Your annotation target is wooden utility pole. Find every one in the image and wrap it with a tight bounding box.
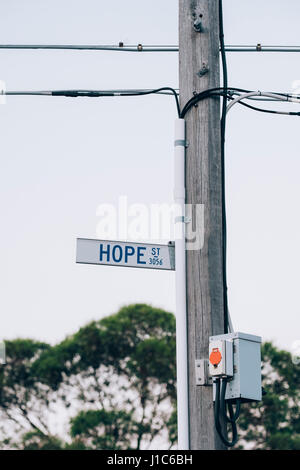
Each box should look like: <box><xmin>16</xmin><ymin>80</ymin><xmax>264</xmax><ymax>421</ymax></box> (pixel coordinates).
<box><xmin>179</xmin><ymin>0</ymin><xmax>227</xmax><ymax>449</ymax></box>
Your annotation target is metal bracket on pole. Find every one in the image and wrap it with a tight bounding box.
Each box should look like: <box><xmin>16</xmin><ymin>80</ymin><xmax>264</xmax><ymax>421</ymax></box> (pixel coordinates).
<box><xmin>197</xmin><ymin>63</ymin><xmax>209</xmax><ymax>77</ymax></box>
<box><xmin>195</xmin><ymin>359</ymin><xmax>211</xmax><ymax>386</ymax></box>
<box><xmin>193</xmin><ymin>19</ymin><xmax>203</xmax><ymax>33</ymax></box>
<box><xmin>174</xmin><ymin>139</ymin><xmax>189</xmax><ymax>148</ymax></box>
<box><xmin>175</xmin><ymin>216</ymin><xmax>192</xmax><ymax>224</ymax></box>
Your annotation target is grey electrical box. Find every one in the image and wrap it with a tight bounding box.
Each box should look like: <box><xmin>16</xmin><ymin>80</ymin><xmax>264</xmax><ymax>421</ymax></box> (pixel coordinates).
<box><xmin>210</xmin><ymin>332</ymin><xmax>262</xmax><ymax>403</ymax></box>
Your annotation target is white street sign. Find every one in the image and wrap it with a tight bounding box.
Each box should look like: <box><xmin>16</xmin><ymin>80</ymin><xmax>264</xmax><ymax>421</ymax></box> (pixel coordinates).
<box><xmin>76</xmin><ymin>238</ymin><xmax>175</xmax><ymax>271</ymax></box>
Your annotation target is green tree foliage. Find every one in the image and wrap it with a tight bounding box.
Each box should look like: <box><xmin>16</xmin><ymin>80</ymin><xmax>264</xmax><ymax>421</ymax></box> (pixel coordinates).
<box><xmin>70</xmin><ymin>409</ymin><xmax>139</xmax><ymax>450</ymax></box>
<box><xmin>20</xmin><ymin>431</ymin><xmax>64</xmax><ymax>450</ymax></box>
<box><xmin>0</xmin><ymin>304</ymin><xmax>176</xmax><ymax>449</ymax></box>
<box><xmin>238</xmin><ymin>342</ymin><xmax>300</xmax><ymax>449</ymax></box>
<box><xmin>0</xmin><ymin>306</ymin><xmax>299</xmax><ymax>450</ymax></box>
<box><xmin>0</xmin><ymin>339</ymin><xmax>54</xmax><ymax>447</ymax></box>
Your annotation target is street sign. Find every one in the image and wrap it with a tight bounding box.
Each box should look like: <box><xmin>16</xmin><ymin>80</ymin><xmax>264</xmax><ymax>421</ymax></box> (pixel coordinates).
<box><xmin>76</xmin><ymin>238</ymin><xmax>175</xmax><ymax>271</ymax></box>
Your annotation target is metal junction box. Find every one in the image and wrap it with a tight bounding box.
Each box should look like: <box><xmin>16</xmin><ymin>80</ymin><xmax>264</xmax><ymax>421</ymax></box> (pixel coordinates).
<box><xmin>210</xmin><ymin>332</ymin><xmax>262</xmax><ymax>403</ymax></box>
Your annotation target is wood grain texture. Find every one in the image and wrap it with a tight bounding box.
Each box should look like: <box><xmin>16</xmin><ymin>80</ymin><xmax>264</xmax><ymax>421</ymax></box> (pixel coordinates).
<box><xmin>179</xmin><ymin>0</ymin><xmax>227</xmax><ymax>449</ymax></box>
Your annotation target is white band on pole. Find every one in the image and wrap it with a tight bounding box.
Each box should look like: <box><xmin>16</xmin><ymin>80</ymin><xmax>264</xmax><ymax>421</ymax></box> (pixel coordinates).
<box><xmin>174</xmin><ymin>118</ymin><xmax>189</xmax><ymax>450</ymax></box>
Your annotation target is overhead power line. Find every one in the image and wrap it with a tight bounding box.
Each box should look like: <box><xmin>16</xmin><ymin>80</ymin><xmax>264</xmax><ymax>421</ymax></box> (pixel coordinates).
<box><xmin>4</xmin><ymin>88</ymin><xmax>179</xmax><ymax>96</ymax></box>
<box><xmin>0</xmin><ymin>44</ymin><xmax>178</xmax><ymax>52</ymax></box>
<box><xmin>226</xmin><ymin>45</ymin><xmax>300</xmax><ymax>52</ymax></box>
<box><xmin>3</xmin><ymin>87</ymin><xmax>300</xmax><ymax>117</ymax></box>
<box><xmin>226</xmin><ymin>91</ymin><xmax>300</xmax><ymax>115</ymax></box>
<box><xmin>3</xmin><ymin>87</ymin><xmax>181</xmax><ymax>116</ymax></box>
<box><xmin>1</xmin><ymin>44</ymin><xmax>300</xmax><ymax>53</ymax></box>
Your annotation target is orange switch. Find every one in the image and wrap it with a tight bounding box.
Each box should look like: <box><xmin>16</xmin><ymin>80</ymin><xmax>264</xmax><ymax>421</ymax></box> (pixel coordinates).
<box><xmin>209</xmin><ymin>348</ymin><xmax>222</xmax><ymax>367</ymax></box>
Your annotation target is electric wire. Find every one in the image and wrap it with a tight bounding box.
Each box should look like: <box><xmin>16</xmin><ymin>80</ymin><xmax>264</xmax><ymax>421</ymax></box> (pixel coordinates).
<box><xmin>214</xmin><ymin>379</ymin><xmax>239</xmax><ymax>447</ymax></box>
<box><xmin>5</xmin><ymin>86</ymin><xmax>300</xmax><ymax>120</ymax></box>
<box><xmin>4</xmin><ymin>87</ymin><xmax>181</xmax><ymax>117</ymax></box>
<box><xmin>242</xmin><ymin>101</ymin><xmax>300</xmax><ymax>115</ymax></box>
<box><xmin>179</xmin><ymin>87</ymin><xmax>254</xmax><ymax>119</ymax></box>
<box><xmin>225</xmin><ymin>45</ymin><xmax>300</xmax><ymax>53</ymax></box>
<box><xmin>220</xmin><ymin>379</ymin><xmax>241</xmax><ymax>424</ymax></box>
<box><xmin>179</xmin><ymin>88</ymin><xmax>226</xmax><ymax>118</ymax></box>
<box><xmin>4</xmin><ymin>85</ymin><xmax>225</xmax><ymax>119</ymax></box>
<box><xmin>4</xmin><ymin>88</ymin><xmax>179</xmax><ymax>96</ymax></box>
<box><xmin>2</xmin><ymin>44</ymin><xmax>300</xmax><ymax>53</ymax></box>
<box><xmin>219</xmin><ymin>0</ymin><xmax>229</xmax><ymax>335</ymax></box>
<box><xmin>227</xmin><ymin>91</ymin><xmax>300</xmax><ymax>114</ymax></box>
<box><xmin>0</xmin><ymin>44</ymin><xmax>179</xmax><ymax>52</ymax></box>
<box><xmin>237</xmin><ymin>100</ymin><xmax>300</xmax><ymax>116</ymax></box>
<box><xmin>227</xmin><ymin>91</ymin><xmax>291</xmax><ymax>113</ymax></box>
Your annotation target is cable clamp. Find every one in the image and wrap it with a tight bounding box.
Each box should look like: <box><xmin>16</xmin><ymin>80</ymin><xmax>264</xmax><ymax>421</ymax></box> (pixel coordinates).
<box><xmin>174</xmin><ymin>139</ymin><xmax>188</xmax><ymax>148</ymax></box>
<box><xmin>175</xmin><ymin>216</ymin><xmax>191</xmax><ymax>224</ymax></box>
<box><xmin>256</xmin><ymin>43</ymin><xmax>262</xmax><ymax>51</ymax></box>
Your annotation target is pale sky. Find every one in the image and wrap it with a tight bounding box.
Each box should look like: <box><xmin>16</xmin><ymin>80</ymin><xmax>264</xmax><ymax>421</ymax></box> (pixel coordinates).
<box><xmin>0</xmin><ymin>0</ymin><xmax>300</xmax><ymax>353</ymax></box>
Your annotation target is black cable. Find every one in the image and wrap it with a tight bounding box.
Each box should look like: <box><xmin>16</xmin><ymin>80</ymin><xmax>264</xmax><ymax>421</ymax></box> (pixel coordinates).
<box><xmin>219</xmin><ymin>0</ymin><xmax>229</xmax><ymax>334</ymax></box>
<box><xmin>214</xmin><ymin>378</ymin><xmax>239</xmax><ymax>447</ymax></box>
<box><xmin>179</xmin><ymin>86</ymin><xmax>300</xmax><ymax>118</ymax></box>
<box><xmin>214</xmin><ymin>378</ymin><xmax>221</xmax><ymax>430</ymax></box>
<box><xmin>180</xmin><ymin>87</ymin><xmax>226</xmax><ymax>118</ymax></box>
<box><xmin>11</xmin><ymin>84</ymin><xmax>299</xmax><ymax>121</ymax></box>
<box><xmin>51</xmin><ymin>87</ymin><xmax>181</xmax><ymax>117</ymax></box>
<box><xmin>237</xmin><ymin>99</ymin><xmax>300</xmax><ymax>116</ymax></box>
<box><xmin>220</xmin><ymin>378</ymin><xmax>241</xmax><ymax>424</ymax></box>
<box><xmin>107</xmin><ymin>87</ymin><xmax>181</xmax><ymax>117</ymax></box>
